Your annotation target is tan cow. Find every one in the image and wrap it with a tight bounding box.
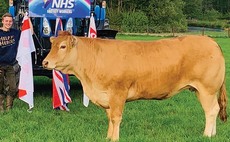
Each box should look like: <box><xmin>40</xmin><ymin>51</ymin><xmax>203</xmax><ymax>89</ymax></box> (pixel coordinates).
<box><xmin>43</xmin><ymin>31</ymin><xmax>227</xmax><ymax>141</ymax></box>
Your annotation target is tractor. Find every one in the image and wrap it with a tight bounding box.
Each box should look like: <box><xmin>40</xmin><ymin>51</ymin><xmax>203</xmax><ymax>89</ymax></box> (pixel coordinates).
<box><xmin>9</xmin><ymin>0</ymin><xmax>118</xmax><ymax>77</ymax></box>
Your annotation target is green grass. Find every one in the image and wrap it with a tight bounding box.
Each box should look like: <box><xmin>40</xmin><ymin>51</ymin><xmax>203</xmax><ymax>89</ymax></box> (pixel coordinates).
<box><xmin>1</xmin><ymin>35</ymin><xmax>230</xmax><ymax>142</ymax></box>
<box><xmin>118</xmin><ymin>30</ymin><xmax>230</xmax><ymax>38</ymax></box>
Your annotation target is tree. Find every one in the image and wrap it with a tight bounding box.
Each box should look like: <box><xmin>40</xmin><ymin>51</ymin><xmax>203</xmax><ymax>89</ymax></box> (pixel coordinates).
<box><xmin>0</xmin><ymin>0</ymin><xmax>8</xmax><ymax>14</ymax></box>
<box><xmin>212</xmin><ymin>0</ymin><xmax>230</xmax><ymax>14</ymax></box>
<box><xmin>121</xmin><ymin>11</ymin><xmax>149</xmax><ymax>33</ymax></box>
<box><xmin>0</xmin><ymin>0</ymin><xmax>8</xmax><ymax>24</ymax></box>
<box><xmin>183</xmin><ymin>0</ymin><xmax>203</xmax><ymax>19</ymax></box>
<box><xmin>121</xmin><ymin>0</ymin><xmax>149</xmax><ymax>12</ymax></box>
<box><xmin>202</xmin><ymin>0</ymin><xmax>215</xmax><ymax>12</ymax></box>
<box><xmin>106</xmin><ymin>0</ymin><xmax>230</xmax><ymax>32</ymax></box>
<box><xmin>147</xmin><ymin>0</ymin><xmax>187</xmax><ymax>33</ymax></box>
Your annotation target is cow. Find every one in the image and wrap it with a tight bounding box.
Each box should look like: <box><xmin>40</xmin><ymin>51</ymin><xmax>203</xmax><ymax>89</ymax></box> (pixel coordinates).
<box><xmin>42</xmin><ymin>31</ymin><xmax>227</xmax><ymax>141</ymax></box>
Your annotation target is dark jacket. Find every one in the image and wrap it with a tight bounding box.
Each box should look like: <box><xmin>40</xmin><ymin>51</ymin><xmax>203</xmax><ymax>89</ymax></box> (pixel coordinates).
<box><xmin>0</xmin><ymin>28</ymin><xmax>21</xmax><ymax>65</ymax></box>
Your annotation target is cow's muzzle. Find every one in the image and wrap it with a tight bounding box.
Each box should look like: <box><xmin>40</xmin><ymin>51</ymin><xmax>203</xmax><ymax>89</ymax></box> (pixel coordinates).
<box><xmin>42</xmin><ymin>60</ymin><xmax>49</xmax><ymax>69</ymax></box>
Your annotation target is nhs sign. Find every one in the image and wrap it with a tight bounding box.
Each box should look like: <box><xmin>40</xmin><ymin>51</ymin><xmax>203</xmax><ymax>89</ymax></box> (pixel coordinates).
<box><xmin>29</xmin><ymin>0</ymin><xmax>90</xmax><ymax>18</ymax></box>
<box><xmin>51</xmin><ymin>0</ymin><xmax>75</xmax><ymax>9</ymax></box>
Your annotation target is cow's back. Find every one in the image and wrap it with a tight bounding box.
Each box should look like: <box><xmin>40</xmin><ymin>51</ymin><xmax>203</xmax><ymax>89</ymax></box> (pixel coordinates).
<box><xmin>91</xmin><ymin>35</ymin><xmax>222</xmax><ymax>70</ymax></box>
<box><xmin>78</xmin><ymin>35</ymin><xmax>225</xmax><ymax>100</ymax></box>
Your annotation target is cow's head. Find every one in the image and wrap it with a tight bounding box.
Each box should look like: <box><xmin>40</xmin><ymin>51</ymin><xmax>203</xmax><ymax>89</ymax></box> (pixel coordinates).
<box><xmin>42</xmin><ymin>31</ymin><xmax>78</xmax><ymax>74</ymax></box>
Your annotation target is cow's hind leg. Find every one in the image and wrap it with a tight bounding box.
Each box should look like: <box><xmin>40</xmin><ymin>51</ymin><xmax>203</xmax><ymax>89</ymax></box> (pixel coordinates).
<box><xmin>106</xmin><ymin>108</ymin><xmax>113</xmax><ymax>140</ymax></box>
<box><xmin>197</xmin><ymin>89</ymin><xmax>220</xmax><ymax>137</ymax></box>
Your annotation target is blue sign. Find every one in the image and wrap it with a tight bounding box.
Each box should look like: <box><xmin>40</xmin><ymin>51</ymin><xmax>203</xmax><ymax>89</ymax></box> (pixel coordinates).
<box><xmin>29</xmin><ymin>0</ymin><xmax>90</xmax><ymax>18</ymax></box>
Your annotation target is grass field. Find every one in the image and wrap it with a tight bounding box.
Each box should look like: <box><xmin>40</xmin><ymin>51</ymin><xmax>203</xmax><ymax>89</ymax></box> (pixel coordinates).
<box><xmin>0</xmin><ymin>34</ymin><xmax>229</xmax><ymax>142</ymax></box>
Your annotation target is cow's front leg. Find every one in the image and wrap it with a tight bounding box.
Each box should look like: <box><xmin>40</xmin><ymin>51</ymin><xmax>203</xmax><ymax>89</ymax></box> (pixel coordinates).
<box><xmin>107</xmin><ymin>93</ymin><xmax>126</xmax><ymax>141</ymax></box>
<box><xmin>110</xmin><ymin>106</ymin><xmax>124</xmax><ymax>141</ymax></box>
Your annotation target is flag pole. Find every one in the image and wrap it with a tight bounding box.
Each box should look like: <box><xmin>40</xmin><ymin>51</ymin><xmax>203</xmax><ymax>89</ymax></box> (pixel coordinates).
<box><xmin>83</xmin><ymin>12</ymin><xmax>97</xmax><ymax>107</ymax></box>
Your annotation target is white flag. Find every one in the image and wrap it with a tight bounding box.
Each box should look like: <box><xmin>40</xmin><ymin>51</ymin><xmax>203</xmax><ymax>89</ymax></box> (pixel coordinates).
<box><xmin>88</xmin><ymin>13</ymin><xmax>97</xmax><ymax>38</ymax></box>
<box><xmin>83</xmin><ymin>14</ymin><xmax>97</xmax><ymax>107</ymax></box>
<box><xmin>16</xmin><ymin>13</ymin><xmax>35</xmax><ymax>111</ymax></box>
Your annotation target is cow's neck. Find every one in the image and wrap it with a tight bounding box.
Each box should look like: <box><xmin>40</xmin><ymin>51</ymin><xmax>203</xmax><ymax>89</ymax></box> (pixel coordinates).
<box><xmin>73</xmin><ymin>38</ymin><xmax>98</xmax><ymax>86</ymax></box>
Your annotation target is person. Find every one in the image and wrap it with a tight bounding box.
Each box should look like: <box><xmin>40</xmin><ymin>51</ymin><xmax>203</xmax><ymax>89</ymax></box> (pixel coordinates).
<box><xmin>0</xmin><ymin>13</ymin><xmax>21</xmax><ymax>112</ymax></box>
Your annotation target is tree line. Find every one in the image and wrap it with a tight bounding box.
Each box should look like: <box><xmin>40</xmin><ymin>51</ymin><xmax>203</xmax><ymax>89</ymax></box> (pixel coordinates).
<box><xmin>107</xmin><ymin>0</ymin><xmax>230</xmax><ymax>33</ymax></box>
<box><xmin>0</xmin><ymin>0</ymin><xmax>229</xmax><ymax>33</ymax></box>
<box><xmin>107</xmin><ymin>0</ymin><xmax>230</xmax><ymax>15</ymax></box>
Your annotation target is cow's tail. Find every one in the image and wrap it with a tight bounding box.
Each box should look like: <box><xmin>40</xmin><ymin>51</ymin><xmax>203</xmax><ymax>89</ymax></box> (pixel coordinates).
<box><xmin>218</xmin><ymin>80</ymin><xmax>227</xmax><ymax>122</ymax></box>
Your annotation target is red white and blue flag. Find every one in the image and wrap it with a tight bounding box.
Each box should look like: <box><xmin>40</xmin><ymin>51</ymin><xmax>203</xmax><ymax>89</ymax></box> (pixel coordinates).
<box><xmin>83</xmin><ymin>13</ymin><xmax>97</xmax><ymax>107</ymax></box>
<box><xmin>52</xmin><ymin>69</ymin><xmax>71</xmax><ymax>111</ymax></box>
<box><xmin>16</xmin><ymin>13</ymin><xmax>35</xmax><ymax>111</ymax></box>
<box><xmin>52</xmin><ymin>18</ymin><xmax>72</xmax><ymax>111</ymax></box>
<box><xmin>54</xmin><ymin>17</ymin><xmax>63</xmax><ymax>36</ymax></box>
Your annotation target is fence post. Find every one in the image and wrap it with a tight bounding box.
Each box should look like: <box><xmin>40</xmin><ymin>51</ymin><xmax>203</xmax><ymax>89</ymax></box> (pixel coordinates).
<box><xmin>147</xmin><ymin>25</ymin><xmax>149</xmax><ymax>35</ymax></box>
<box><xmin>228</xmin><ymin>28</ymin><xmax>230</xmax><ymax>38</ymax></box>
<box><xmin>171</xmin><ymin>27</ymin><xmax>175</xmax><ymax>37</ymax></box>
<box><xmin>202</xmin><ymin>27</ymin><xmax>205</xmax><ymax>36</ymax></box>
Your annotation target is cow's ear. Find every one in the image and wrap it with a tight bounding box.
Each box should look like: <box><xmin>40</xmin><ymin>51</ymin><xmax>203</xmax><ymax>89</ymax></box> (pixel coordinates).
<box><xmin>50</xmin><ymin>36</ymin><xmax>56</xmax><ymax>43</ymax></box>
<box><xmin>71</xmin><ymin>36</ymin><xmax>78</xmax><ymax>48</ymax></box>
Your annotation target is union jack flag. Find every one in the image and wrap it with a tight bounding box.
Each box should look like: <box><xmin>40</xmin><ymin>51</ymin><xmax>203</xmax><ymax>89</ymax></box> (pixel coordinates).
<box><xmin>52</xmin><ymin>18</ymin><xmax>71</xmax><ymax>111</ymax></box>
<box><xmin>52</xmin><ymin>70</ymin><xmax>71</xmax><ymax>111</ymax></box>
<box><xmin>54</xmin><ymin>17</ymin><xmax>63</xmax><ymax>36</ymax></box>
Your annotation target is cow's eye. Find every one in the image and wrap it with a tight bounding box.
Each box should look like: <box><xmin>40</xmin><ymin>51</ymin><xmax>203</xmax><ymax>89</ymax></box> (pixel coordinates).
<box><xmin>60</xmin><ymin>45</ymin><xmax>66</xmax><ymax>49</ymax></box>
